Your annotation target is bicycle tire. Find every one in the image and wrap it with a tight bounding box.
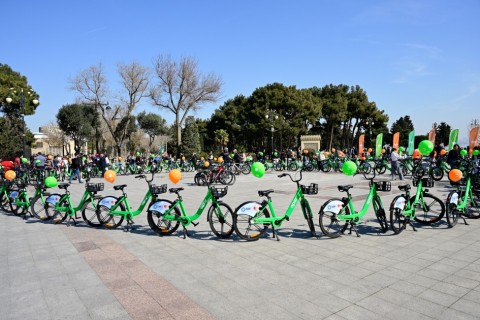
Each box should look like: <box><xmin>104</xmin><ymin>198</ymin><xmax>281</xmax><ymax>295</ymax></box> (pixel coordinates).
<box><xmin>30</xmin><ymin>195</ymin><xmax>50</xmax><ymax>220</ymax></box>
<box><xmin>241</xmin><ymin>164</ymin><xmax>251</xmax><ymax>175</ymax></box>
<box><xmin>289</xmin><ymin>162</ymin><xmax>299</xmax><ymax>171</ymax></box>
<box><xmin>413</xmin><ymin>193</ymin><xmax>445</xmax><ymax>224</ymax></box>
<box><xmin>96</xmin><ymin>197</ymin><xmax>125</xmax><ymax>229</ymax></box>
<box><xmin>375</xmin><ymin>164</ymin><xmax>387</xmax><ymax>175</ymax></box>
<box><xmin>208</xmin><ymin>202</ymin><xmax>234</xmax><ymax>239</ymax></box>
<box><xmin>301</xmin><ymin>199</ymin><xmax>316</xmax><ymax>237</ymax></box>
<box><xmin>274</xmin><ymin>163</ymin><xmax>284</xmax><ymax>171</ymax></box>
<box><xmin>430</xmin><ymin>167</ymin><xmax>444</xmax><ymax>181</ymax></box>
<box><xmin>464</xmin><ymin>190</ymin><xmax>480</xmax><ymax>219</ymax></box>
<box><xmin>81</xmin><ymin>198</ymin><xmax>102</xmax><ymax>227</ymax></box>
<box><xmin>221</xmin><ymin>171</ymin><xmax>236</xmax><ymax>185</ymax></box>
<box><xmin>319</xmin><ymin>199</ymin><xmax>350</xmax><ymax>238</ymax></box>
<box><xmin>389</xmin><ymin>195</ymin><xmax>407</xmax><ymax>234</ymax></box>
<box><xmin>234</xmin><ymin>201</ymin><xmax>269</xmax><ymax>241</ymax></box>
<box><xmin>373</xmin><ymin>197</ymin><xmax>388</xmax><ymax>233</ymax></box>
<box><xmin>321</xmin><ymin>162</ymin><xmax>331</xmax><ymax>173</ymax></box>
<box><xmin>147</xmin><ymin>199</ymin><xmax>181</xmax><ymax>235</ymax></box>
<box><xmin>9</xmin><ymin>191</ymin><xmax>26</xmax><ymax>216</ymax></box>
<box><xmin>45</xmin><ymin>195</ymin><xmax>68</xmax><ymax>224</ymax></box>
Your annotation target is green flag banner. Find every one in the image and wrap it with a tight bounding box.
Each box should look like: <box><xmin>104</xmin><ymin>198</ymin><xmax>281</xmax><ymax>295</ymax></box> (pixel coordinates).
<box><xmin>375</xmin><ymin>133</ymin><xmax>383</xmax><ymax>157</ymax></box>
<box><xmin>407</xmin><ymin>131</ymin><xmax>415</xmax><ymax>155</ymax></box>
<box><xmin>448</xmin><ymin>129</ymin><xmax>459</xmax><ymax>150</ymax></box>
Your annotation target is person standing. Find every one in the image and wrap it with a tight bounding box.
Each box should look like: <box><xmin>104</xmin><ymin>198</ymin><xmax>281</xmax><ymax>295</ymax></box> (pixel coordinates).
<box><xmin>69</xmin><ymin>153</ymin><xmax>83</xmax><ymax>183</ymax></box>
<box><xmin>391</xmin><ymin>148</ymin><xmax>404</xmax><ymax>180</ymax></box>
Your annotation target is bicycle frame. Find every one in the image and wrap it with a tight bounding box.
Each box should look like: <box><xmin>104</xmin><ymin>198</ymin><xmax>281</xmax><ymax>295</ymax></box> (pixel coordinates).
<box><xmin>250</xmin><ymin>187</ymin><xmax>306</xmax><ymax>228</ymax></box>
<box><xmin>451</xmin><ymin>176</ymin><xmax>474</xmax><ymax>211</ymax></box>
<box><xmin>336</xmin><ymin>184</ymin><xmax>380</xmax><ymax>222</ymax></box>
<box><xmin>391</xmin><ymin>179</ymin><xmax>424</xmax><ymax>218</ymax></box>
<box><xmin>107</xmin><ymin>190</ymin><xmax>154</xmax><ymax>218</ymax></box>
<box><xmin>158</xmin><ymin>188</ymin><xmax>215</xmax><ymax>227</ymax></box>
<box><xmin>52</xmin><ymin>190</ymin><xmax>98</xmax><ymax>216</ymax></box>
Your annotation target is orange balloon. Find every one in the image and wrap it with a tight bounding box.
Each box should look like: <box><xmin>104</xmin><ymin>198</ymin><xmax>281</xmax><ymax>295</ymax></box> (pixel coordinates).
<box><xmin>440</xmin><ymin>149</ymin><xmax>446</xmax><ymax>155</ymax></box>
<box><xmin>360</xmin><ymin>156</ymin><xmax>366</xmax><ymax>161</ymax></box>
<box><xmin>324</xmin><ymin>152</ymin><xmax>330</xmax><ymax>157</ymax></box>
<box><xmin>413</xmin><ymin>149</ymin><xmax>421</xmax><ymax>159</ymax></box>
<box><xmin>448</xmin><ymin>169</ymin><xmax>463</xmax><ymax>182</ymax></box>
<box><xmin>5</xmin><ymin>170</ymin><xmax>16</xmax><ymax>181</ymax></box>
<box><xmin>331</xmin><ymin>148</ymin><xmax>336</xmax><ymax>153</ymax></box>
<box><xmin>217</xmin><ymin>156</ymin><xmax>223</xmax><ymax>163</ymax></box>
<box><xmin>104</xmin><ymin>170</ymin><xmax>117</xmax><ymax>183</ymax></box>
<box><xmin>381</xmin><ymin>149</ymin><xmax>386</xmax><ymax>154</ymax></box>
<box><xmin>338</xmin><ymin>151</ymin><xmax>345</xmax><ymax>157</ymax></box>
<box><xmin>169</xmin><ymin>169</ymin><xmax>182</xmax><ymax>184</ymax></box>
<box><xmin>204</xmin><ymin>161</ymin><xmax>210</xmax><ymax>167</ymax></box>
<box><xmin>367</xmin><ymin>148</ymin><xmax>372</xmax><ymax>153</ymax></box>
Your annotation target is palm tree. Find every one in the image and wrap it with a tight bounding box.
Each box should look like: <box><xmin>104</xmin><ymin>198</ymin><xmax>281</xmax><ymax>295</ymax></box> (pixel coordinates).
<box><xmin>214</xmin><ymin>129</ymin><xmax>229</xmax><ymax>152</ymax></box>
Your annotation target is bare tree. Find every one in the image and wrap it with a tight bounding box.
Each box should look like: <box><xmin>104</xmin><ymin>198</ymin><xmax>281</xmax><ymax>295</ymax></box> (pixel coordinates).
<box><xmin>69</xmin><ymin>62</ymin><xmax>149</xmax><ymax>156</ymax></box>
<box><xmin>150</xmin><ymin>55</ymin><xmax>222</xmax><ymax>151</ymax></box>
<box><xmin>42</xmin><ymin>121</ymin><xmax>71</xmax><ymax>156</ymax></box>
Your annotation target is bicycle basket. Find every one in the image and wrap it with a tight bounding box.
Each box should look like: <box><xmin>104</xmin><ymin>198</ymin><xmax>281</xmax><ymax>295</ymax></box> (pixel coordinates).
<box><xmin>370</xmin><ymin>180</ymin><xmax>391</xmax><ymax>192</ymax></box>
<box><xmin>211</xmin><ymin>186</ymin><xmax>228</xmax><ymax>198</ymax></box>
<box><xmin>413</xmin><ymin>177</ymin><xmax>434</xmax><ymax>188</ymax></box>
<box><xmin>150</xmin><ymin>184</ymin><xmax>167</xmax><ymax>195</ymax></box>
<box><xmin>301</xmin><ymin>183</ymin><xmax>318</xmax><ymax>195</ymax></box>
<box><xmin>86</xmin><ymin>183</ymin><xmax>104</xmax><ymax>192</ymax></box>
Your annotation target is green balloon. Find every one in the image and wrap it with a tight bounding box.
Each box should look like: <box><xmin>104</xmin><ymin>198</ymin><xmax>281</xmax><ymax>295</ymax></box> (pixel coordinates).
<box><xmin>418</xmin><ymin>140</ymin><xmax>434</xmax><ymax>156</ymax></box>
<box><xmin>35</xmin><ymin>159</ymin><xmax>41</xmax><ymax>164</ymax></box>
<box><xmin>21</xmin><ymin>158</ymin><xmax>28</xmax><ymax>164</ymax></box>
<box><xmin>251</xmin><ymin>162</ymin><xmax>265</xmax><ymax>178</ymax></box>
<box><xmin>473</xmin><ymin>150</ymin><xmax>480</xmax><ymax>156</ymax></box>
<box><xmin>460</xmin><ymin>149</ymin><xmax>467</xmax><ymax>157</ymax></box>
<box><xmin>82</xmin><ymin>157</ymin><xmax>86</xmax><ymax>161</ymax></box>
<box><xmin>258</xmin><ymin>152</ymin><xmax>263</xmax><ymax>156</ymax></box>
<box><xmin>342</xmin><ymin>161</ymin><xmax>357</xmax><ymax>176</ymax></box>
<box><xmin>136</xmin><ymin>152</ymin><xmax>140</xmax><ymax>156</ymax></box>
<box><xmin>399</xmin><ymin>147</ymin><xmax>405</xmax><ymax>152</ymax></box>
<box><xmin>45</xmin><ymin>176</ymin><xmax>58</xmax><ymax>188</ymax></box>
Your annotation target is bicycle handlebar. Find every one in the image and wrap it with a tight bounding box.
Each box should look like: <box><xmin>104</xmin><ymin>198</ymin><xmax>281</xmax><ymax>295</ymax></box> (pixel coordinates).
<box><xmin>277</xmin><ymin>170</ymin><xmax>303</xmax><ymax>183</ymax></box>
<box><xmin>134</xmin><ymin>172</ymin><xmax>155</xmax><ymax>183</ymax></box>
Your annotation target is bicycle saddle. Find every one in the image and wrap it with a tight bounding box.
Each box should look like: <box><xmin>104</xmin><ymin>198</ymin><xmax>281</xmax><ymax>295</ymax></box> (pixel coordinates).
<box><xmin>114</xmin><ymin>184</ymin><xmax>127</xmax><ymax>191</ymax></box>
<box><xmin>258</xmin><ymin>189</ymin><xmax>274</xmax><ymax>197</ymax></box>
<box><xmin>169</xmin><ymin>187</ymin><xmax>184</xmax><ymax>193</ymax></box>
<box><xmin>398</xmin><ymin>185</ymin><xmax>411</xmax><ymax>191</ymax></box>
<box><xmin>58</xmin><ymin>183</ymin><xmax>70</xmax><ymax>190</ymax></box>
<box><xmin>337</xmin><ymin>185</ymin><xmax>353</xmax><ymax>192</ymax></box>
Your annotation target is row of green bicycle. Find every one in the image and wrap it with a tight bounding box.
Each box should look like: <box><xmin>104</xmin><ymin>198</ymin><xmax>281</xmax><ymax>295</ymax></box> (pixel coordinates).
<box><xmin>1</xmin><ymin>160</ymin><xmax>478</xmax><ymax>241</ymax></box>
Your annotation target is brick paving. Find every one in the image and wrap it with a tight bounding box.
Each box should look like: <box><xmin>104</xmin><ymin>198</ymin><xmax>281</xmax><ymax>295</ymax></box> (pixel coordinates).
<box><xmin>2</xmin><ymin>171</ymin><xmax>480</xmax><ymax>319</ymax></box>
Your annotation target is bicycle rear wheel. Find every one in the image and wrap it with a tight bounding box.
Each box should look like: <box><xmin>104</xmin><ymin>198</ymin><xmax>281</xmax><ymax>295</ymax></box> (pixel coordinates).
<box><xmin>234</xmin><ymin>201</ymin><xmax>269</xmax><ymax>241</ymax></box>
<box><xmin>318</xmin><ymin>199</ymin><xmax>350</xmax><ymax>238</ymax></box>
<box><xmin>413</xmin><ymin>193</ymin><xmax>445</xmax><ymax>224</ymax></box>
<box><xmin>208</xmin><ymin>202</ymin><xmax>234</xmax><ymax>238</ymax></box>
<box><xmin>30</xmin><ymin>195</ymin><xmax>50</xmax><ymax>220</ymax></box>
<box><xmin>464</xmin><ymin>190</ymin><xmax>480</xmax><ymax>219</ymax></box>
<box><xmin>373</xmin><ymin>197</ymin><xmax>388</xmax><ymax>233</ymax></box>
<box><xmin>147</xmin><ymin>199</ymin><xmax>181</xmax><ymax>235</ymax></box>
<box><xmin>430</xmin><ymin>167</ymin><xmax>444</xmax><ymax>181</ymax></box>
<box><xmin>96</xmin><ymin>197</ymin><xmax>125</xmax><ymax>229</ymax></box>
<box><xmin>45</xmin><ymin>196</ymin><xmax>69</xmax><ymax>224</ymax></box>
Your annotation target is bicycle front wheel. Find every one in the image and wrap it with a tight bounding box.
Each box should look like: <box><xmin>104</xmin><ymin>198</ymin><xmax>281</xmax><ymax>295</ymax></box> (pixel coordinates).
<box><xmin>45</xmin><ymin>195</ymin><xmax>68</xmax><ymax>224</ymax></box>
<box><xmin>301</xmin><ymin>199</ymin><xmax>316</xmax><ymax>237</ymax></box>
<box><xmin>81</xmin><ymin>198</ymin><xmax>102</xmax><ymax>227</ymax></box>
<box><xmin>319</xmin><ymin>199</ymin><xmax>350</xmax><ymax>238</ymax></box>
<box><xmin>373</xmin><ymin>197</ymin><xmax>388</xmax><ymax>233</ymax></box>
<box><xmin>30</xmin><ymin>195</ymin><xmax>50</xmax><ymax>220</ymax></box>
<box><xmin>413</xmin><ymin>193</ymin><xmax>445</xmax><ymax>224</ymax></box>
<box><xmin>147</xmin><ymin>199</ymin><xmax>181</xmax><ymax>235</ymax></box>
<box><xmin>208</xmin><ymin>202</ymin><xmax>234</xmax><ymax>239</ymax></box>
<box><xmin>234</xmin><ymin>201</ymin><xmax>269</xmax><ymax>241</ymax></box>
<box><xmin>430</xmin><ymin>167</ymin><xmax>444</xmax><ymax>181</ymax></box>
<box><xmin>389</xmin><ymin>195</ymin><xmax>407</xmax><ymax>234</ymax></box>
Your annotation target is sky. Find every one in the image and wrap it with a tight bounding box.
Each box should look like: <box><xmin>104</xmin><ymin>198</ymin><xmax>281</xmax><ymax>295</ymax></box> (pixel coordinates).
<box><xmin>1</xmin><ymin>0</ymin><xmax>479</xmax><ymax>145</ymax></box>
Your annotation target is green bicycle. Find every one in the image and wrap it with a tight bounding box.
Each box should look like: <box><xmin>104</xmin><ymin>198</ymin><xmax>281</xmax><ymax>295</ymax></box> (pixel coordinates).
<box><xmin>146</xmin><ymin>184</ymin><xmax>234</xmax><ymax>239</ymax></box>
<box><xmin>389</xmin><ymin>177</ymin><xmax>445</xmax><ymax>234</ymax></box>
<box><xmin>0</xmin><ymin>179</ymin><xmax>15</xmax><ymax>213</ymax></box>
<box><xmin>42</xmin><ymin>180</ymin><xmax>105</xmax><ymax>226</ymax></box>
<box><xmin>96</xmin><ymin>174</ymin><xmax>167</xmax><ymax>231</ymax></box>
<box><xmin>319</xmin><ymin>174</ymin><xmax>389</xmax><ymax>238</ymax></box>
<box><xmin>233</xmin><ymin>170</ymin><xmax>317</xmax><ymax>241</ymax></box>
<box><xmin>445</xmin><ymin>161</ymin><xmax>479</xmax><ymax>227</ymax></box>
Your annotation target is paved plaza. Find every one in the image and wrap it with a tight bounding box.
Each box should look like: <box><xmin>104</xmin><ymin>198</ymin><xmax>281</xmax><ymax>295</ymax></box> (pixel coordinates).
<box><xmin>2</xmin><ymin>170</ymin><xmax>480</xmax><ymax>319</ymax></box>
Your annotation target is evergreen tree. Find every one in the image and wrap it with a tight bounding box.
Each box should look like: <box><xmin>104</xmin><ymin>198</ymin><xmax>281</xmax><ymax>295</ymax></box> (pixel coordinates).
<box><xmin>182</xmin><ymin>116</ymin><xmax>201</xmax><ymax>156</ymax></box>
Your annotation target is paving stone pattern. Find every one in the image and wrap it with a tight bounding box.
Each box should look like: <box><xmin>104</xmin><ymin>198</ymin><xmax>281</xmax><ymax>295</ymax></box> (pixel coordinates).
<box><xmin>2</xmin><ymin>171</ymin><xmax>480</xmax><ymax>319</ymax></box>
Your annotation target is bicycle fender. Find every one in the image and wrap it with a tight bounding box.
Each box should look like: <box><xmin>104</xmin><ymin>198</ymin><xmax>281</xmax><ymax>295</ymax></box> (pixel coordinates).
<box><xmin>98</xmin><ymin>196</ymin><xmax>119</xmax><ymax>209</ymax></box>
<box><xmin>235</xmin><ymin>201</ymin><xmax>262</xmax><ymax>217</ymax></box>
<box><xmin>321</xmin><ymin>199</ymin><xmax>344</xmax><ymax>214</ymax></box>
<box><xmin>391</xmin><ymin>195</ymin><xmax>407</xmax><ymax>210</ymax></box>
<box><xmin>447</xmin><ymin>191</ymin><xmax>459</xmax><ymax>206</ymax></box>
<box><xmin>149</xmin><ymin>200</ymin><xmax>172</xmax><ymax>213</ymax></box>
<box><xmin>46</xmin><ymin>194</ymin><xmax>62</xmax><ymax>205</ymax></box>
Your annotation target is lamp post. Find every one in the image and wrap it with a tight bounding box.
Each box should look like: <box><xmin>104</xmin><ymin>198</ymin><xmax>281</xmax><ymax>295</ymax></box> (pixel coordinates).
<box><xmin>5</xmin><ymin>88</ymin><xmax>39</xmax><ymax>157</ymax></box>
<box><xmin>265</xmin><ymin>109</ymin><xmax>278</xmax><ymax>155</ymax></box>
<box><xmin>365</xmin><ymin>118</ymin><xmax>374</xmax><ymax>148</ymax></box>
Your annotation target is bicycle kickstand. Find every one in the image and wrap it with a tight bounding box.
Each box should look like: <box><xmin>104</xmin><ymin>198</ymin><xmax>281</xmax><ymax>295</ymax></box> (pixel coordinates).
<box><xmin>349</xmin><ymin>223</ymin><xmax>360</xmax><ymax>237</ymax></box>
<box><xmin>182</xmin><ymin>226</ymin><xmax>190</xmax><ymax>239</ymax></box>
<box><xmin>407</xmin><ymin>220</ymin><xmax>417</xmax><ymax>231</ymax></box>
<box><xmin>67</xmin><ymin>216</ymin><xmax>76</xmax><ymax>227</ymax></box>
<box><xmin>124</xmin><ymin>219</ymin><xmax>135</xmax><ymax>232</ymax></box>
<box><xmin>271</xmin><ymin>228</ymin><xmax>280</xmax><ymax>241</ymax></box>
<box><xmin>461</xmin><ymin>215</ymin><xmax>469</xmax><ymax>226</ymax></box>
